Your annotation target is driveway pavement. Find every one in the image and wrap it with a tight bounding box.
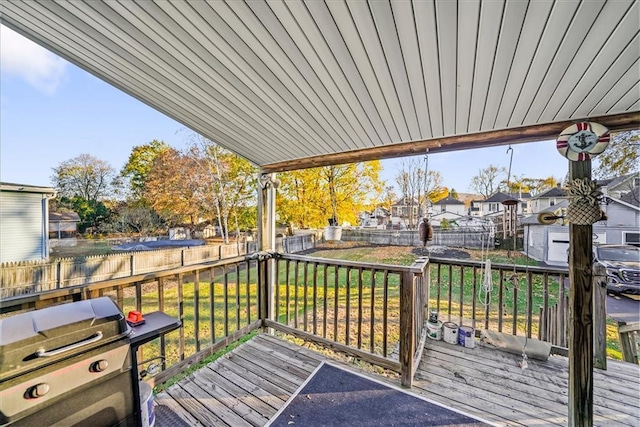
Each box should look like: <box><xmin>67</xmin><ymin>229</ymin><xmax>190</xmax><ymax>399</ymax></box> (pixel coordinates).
<box><xmin>606</xmin><ymin>293</ymin><xmax>640</xmax><ymax>324</ymax></box>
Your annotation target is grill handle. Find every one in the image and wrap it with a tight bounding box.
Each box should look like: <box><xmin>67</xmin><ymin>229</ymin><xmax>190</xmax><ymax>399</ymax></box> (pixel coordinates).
<box><xmin>36</xmin><ymin>331</ymin><xmax>103</xmax><ymax>358</ymax></box>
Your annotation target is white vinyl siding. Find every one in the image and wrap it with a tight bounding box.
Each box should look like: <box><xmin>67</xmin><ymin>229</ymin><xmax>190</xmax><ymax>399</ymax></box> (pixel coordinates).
<box><xmin>0</xmin><ymin>191</ymin><xmax>48</xmax><ymax>263</ymax></box>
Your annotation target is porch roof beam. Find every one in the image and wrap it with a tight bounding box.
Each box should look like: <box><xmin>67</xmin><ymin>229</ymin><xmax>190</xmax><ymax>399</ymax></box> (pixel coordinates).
<box><xmin>262</xmin><ymin>112</ymin><xmax>640</xmax><ymax>172</ymax></box>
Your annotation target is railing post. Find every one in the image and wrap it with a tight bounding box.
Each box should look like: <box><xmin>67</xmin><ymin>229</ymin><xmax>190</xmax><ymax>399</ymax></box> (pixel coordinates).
<box><xmin>259</xmin><ymin>259</ymin><xmax>269</xmax><ymax>327</ymax></box>
<box><xmin>592</xmin><ymin>263</ymin><xmax>607</xmax><ymax>370</ymax></box>
<box><xmin>400</xmin><ymin>270</ymin><xmax>415</xmax><ymax>387</ymax></box>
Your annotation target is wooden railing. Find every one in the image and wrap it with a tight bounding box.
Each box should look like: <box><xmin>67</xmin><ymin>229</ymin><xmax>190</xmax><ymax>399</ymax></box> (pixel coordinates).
<box><xmin>618</xmin><ymin>322</ymin><xmax>640</xmax><ymax>364</ymax></box>
<box><xmin>428</xmin><ymin>257</ymin><xmax>568</xmax><ymax>344</ymax></box>
<box><xmin>0</xmin><ymin>255</ymin><xmax>265</xmax><ymax>386</ymax></box>
<box><xmin>264</xmin><ymin>253</ymin><xmax>429</xmax><ymax>386</ymax></box>
<box><xmin>1</xmin><ymin>250</ymin><xmax>614</xmax><ymax>392</ymax></box>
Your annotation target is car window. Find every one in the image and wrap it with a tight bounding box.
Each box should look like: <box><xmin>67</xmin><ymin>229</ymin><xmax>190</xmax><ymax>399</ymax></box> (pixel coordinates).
<box><xmin>597</xmin><ymin>247</ymin><xmax>640</xmax><ymax>262</ymax></box>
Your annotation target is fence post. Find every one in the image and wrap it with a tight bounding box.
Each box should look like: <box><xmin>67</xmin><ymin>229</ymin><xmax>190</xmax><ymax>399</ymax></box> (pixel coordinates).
<box><xmin>130</xmin><ymin>254</ymin><xmax>135</xmax><ymax>276</ymax></box>
<box><xmin>400</xmin><ymin>270</ymin><xmax>415</xmax><ymax>387</ymax></box>
<box><xmin>56</xmin><ymin>260</ymin><xmax>62</xmax><ymax>289</ymax></box>
<box><xmin>592</xmin><ymin>263</ymin><xmax>607</xmax><ymax>370</ymax></box>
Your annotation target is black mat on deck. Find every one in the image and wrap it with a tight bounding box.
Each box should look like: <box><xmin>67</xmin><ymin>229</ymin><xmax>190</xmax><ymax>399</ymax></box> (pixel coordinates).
<box><xmin>267</xmin><ymin>363</ymin><xmax>492</xmax><ymax>427</ymax></box>
<box><xmin>154</xmin><ymin>404</ymin><xmax>190</xmax><ymax>427</ymax></box>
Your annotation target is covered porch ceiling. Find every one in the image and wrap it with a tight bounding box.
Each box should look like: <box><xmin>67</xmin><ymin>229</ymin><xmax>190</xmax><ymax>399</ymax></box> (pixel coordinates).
<box><xmin>1</xmin><ymin>0</ymin><xmax>638</xmax><ymax>172</ymax></box>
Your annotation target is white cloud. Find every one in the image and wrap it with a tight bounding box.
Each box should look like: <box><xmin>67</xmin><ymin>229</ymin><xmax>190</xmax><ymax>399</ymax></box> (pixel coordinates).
<box><xmin>1</xmin><ymin>25</ymin><xmax>67</xmax><ymax>95</ymax></box>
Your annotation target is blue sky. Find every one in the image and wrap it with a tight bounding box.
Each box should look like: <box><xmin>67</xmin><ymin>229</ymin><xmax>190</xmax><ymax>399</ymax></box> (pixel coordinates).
<box><xmin>1</xmin><ymin>26</ymin><xmax>569</xmax><ymax>193</ymax></box>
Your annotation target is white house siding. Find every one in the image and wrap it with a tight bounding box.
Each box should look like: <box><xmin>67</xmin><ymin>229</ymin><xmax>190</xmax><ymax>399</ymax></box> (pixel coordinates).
<box><xmin>0</xmin><ymin>191</ymin><xmax>50</xmax><ymax>263</ymax></box>
<box><xmin>604</xmin><ymin>203</ymin><xmax>639</xmax><ymax>227</ymax></box>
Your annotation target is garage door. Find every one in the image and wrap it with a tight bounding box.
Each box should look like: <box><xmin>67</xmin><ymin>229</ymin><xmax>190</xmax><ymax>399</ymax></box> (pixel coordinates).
<box><xmin>547</xmin><ymin>232</ymin><xmax>607</xmax><ymax>263</ymax></box>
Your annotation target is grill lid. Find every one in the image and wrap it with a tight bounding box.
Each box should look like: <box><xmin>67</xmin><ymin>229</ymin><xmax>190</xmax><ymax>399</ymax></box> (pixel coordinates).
<box><xmin>0</xmin><ymin>297</ymin><xmax>130</xmax><ymax>379</ymax></box>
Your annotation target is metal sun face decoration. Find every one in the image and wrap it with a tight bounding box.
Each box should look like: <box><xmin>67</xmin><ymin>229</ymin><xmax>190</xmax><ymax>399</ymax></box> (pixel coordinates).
<box><xmin>556</xmin><ymin>122</ymin><xmax>610</xmax><ymax>161</ymax></box>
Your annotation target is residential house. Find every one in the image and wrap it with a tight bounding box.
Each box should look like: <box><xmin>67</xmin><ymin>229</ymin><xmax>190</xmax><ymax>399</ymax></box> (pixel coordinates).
<box><xmin>390</xmin><ymin>197</ymin><xmax>421</xmax><ymax>229</ymax></box>
<box><xmin>430</xmin><ymin>196</ymin><xmax>466</xmax><ymax>228</ymax></box>
<box><xmin>523</xmin><ymin>180</ymin><xmax>639</xmax><ymax>265</ymax></box>
<box><xmin>477</xmin><ymin>191</ymin><xmax>531</xmax><ymax>218</ymax></box>
<box><xmin>599</xmin><ymin>173</ymin><xmax>639</xmax><ymax>200</ymax></box>
<box><xmin>1</xmin><ymin>182</ymin><xmax>56</xmax><ymax>263</ymax></box>
<box><xmin>359</xmin><ymin>207</ymin><xmax>390</xmax><ymax>228</ymax></box>
<box><xmin>529</xmin><ymin>186</ymin><xmax>568</xmax><ymax>213</ymax></box>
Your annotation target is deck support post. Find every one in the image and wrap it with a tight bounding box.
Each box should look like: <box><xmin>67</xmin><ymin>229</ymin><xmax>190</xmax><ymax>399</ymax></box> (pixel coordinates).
<box><xmin>568</xmin><ymin>160</ymin><xmax>593</xmax><ymax>427</ymax></box>
<box><xmin>258</xmin><ymin>172</ymin><xmax>277</xmax><ymax>327</ymax></box>
<box><xmin>400</xmin><ymin>271</ymin><xmax>415</xmax><ymax>387</ymax></box>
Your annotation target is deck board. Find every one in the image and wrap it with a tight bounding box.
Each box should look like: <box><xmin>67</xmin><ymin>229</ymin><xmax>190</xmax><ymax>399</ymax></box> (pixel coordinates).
<box><xmin>154</xmin><ymin>333</ymin><xmax>640</xmax><ymax>427</ymax></box>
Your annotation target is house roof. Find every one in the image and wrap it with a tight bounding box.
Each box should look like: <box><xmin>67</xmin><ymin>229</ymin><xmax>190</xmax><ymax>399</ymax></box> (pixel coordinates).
<box><xmin>433</xmin><ymin>196</ymin><xmax>464</xmax><ymax>205</ymax></box>
<box><xmin>49</xmin><ymin>211</ymin><xmax>81</xmax><ymax>222</ymax></box>
<box><xmin>619</xmin><ymin>187</ymin><xmax>640</xmax><ymax>207</ymax></box>
<box><xmin>1</xmin><ymin>1</ymin><xmax>637</xmax><ymax>172</ymax></box>
<box><xmin>483</xmin><ymin>192</ymin><xmax>521</xmax><ymax>203</ymax></box>
<box><xmin>392</xmin><ymin>197</ymin><xmax>419</xmax><ymax>206</ymax></box>
<box><xmin>534</xmin><ymin>187</ymin><xmax>567</xmax><ymax>199</ymax></box>
<box><xmin>598</xmin><ymin>173</ymin><xmax>639</xmax><ymax>190</ymax></box>
<box><xmin>0</xmin><ymin>182</ymin><xmax>56</xmax><ymax>195</ymax></box>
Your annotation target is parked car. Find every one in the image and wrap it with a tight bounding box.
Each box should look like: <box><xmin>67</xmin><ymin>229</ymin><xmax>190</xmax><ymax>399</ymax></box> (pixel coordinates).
<box><xmin>593</xmin><ymin>244</ymin><xmax>640</xmax><ymax>294</ymax></box>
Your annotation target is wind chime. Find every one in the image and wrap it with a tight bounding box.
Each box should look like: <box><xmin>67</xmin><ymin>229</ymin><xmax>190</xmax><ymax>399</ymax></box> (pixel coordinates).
<box><xmin>502</xmin><ymin>146</ymin><xmax>519</xmax><ymax>255</ymax></box>
<box><xmin>419</xmin><ymin>149</ymin><xmax>434</xmax><ymax>248</ymax></box>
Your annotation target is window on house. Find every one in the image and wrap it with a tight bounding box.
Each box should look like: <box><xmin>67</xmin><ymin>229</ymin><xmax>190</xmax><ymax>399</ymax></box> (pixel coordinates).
<box><xmin>441</xmin><ymin>205</ymin><xmax>445</xmax><ymax>212</ymax></box>
<box><xmin>550</xmin><ymin>199</ymin><xmax>555</xmax><ymax>206</ymax></box>
<box><xmin>623</xmin><ymin>232</ymin><xmax>640</xmax><ymax>247</ymax></box>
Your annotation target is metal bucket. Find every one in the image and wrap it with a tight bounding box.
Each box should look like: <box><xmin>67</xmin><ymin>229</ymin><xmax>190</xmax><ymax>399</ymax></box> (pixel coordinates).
<box><xmin>139</xmin><ymin>381</ymin><xmax>156</xmax><ymax>427</ymax></box>
<box><xmin>426</xmin><ymin>321</ymin><xmax>443</xmax><ymax>340</ymax></box>
<box><xmin>443</xmin><ymin>322</ymin><xmax>458</xmax><ymax>344</ymax></box>
<box><xmin>458</xmin><ymin>326</ymin><xmax>475</xmax><ymax>348</ymax></box>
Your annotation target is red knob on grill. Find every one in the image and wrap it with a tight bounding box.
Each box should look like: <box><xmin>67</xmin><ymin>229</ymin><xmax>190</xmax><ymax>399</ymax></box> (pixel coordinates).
<box><xmin>90</xmin><ymin>359</ymin><xmax>109</xmax><ymax>372</ymax></box>
<box><xmin>26</xmin><ymin>383</ymin><xmax>50</xmax><ymax>399</ymax></box>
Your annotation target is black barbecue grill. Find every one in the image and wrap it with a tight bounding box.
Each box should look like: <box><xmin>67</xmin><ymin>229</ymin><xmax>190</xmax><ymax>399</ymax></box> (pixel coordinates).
<box><xmin>0</xmin><ymin>297</ymin><xmax>180</xmax><ymax>427</ymax></box>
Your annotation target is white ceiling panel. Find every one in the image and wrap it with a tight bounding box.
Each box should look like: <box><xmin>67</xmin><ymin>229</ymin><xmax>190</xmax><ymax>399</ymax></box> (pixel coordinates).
<box><xmin>1</xmin><ymin>0</ymin><xmax>637</xmax><ymax>171</ymax></box>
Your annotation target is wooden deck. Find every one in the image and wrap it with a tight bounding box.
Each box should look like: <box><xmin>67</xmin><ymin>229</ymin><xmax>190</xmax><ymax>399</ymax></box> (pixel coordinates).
<box><xmin>155</xmin><ymin>333</ymin><xmax>640</xmax><ymax>427</ymax></box>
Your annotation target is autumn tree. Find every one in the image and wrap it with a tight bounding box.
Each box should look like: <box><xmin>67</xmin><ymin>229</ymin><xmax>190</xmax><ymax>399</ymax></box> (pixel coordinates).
<box><xmin>395</xmin><ymin>158</ymin><xmax>445</xmax><ymax>226</ymax></box>
<box><xmin>519</xmin><ymin>176</ymin><xmax>559</xmax><ymax>196</ymax></box>
<box><xmin>380</xmin><ymin>186</ymin><xmax>398</xmax><ymax>211</ymax></box>
<box><xmin>51</xmin><ymin>153</ymin><xmax>120</xmax><ymax>230</ymax></box>
<box><xmin>277</xmin><ymin>161</ymin><xmax>383</xmax><ymax>229</ymax></box>
<box><xmin>321</xmin><ymin>162</ymin><xmax>382</xmax><ymax>226</ymax></box>
<box><xmin>187</xmin><ymin>135</ymin><xmax>258</xmax><ymax>243</ymax></box>
<box><xmin>594</xmin><ymin>131</ymin><xmax>640</xmax><ymax>179</ymax></box>
<box><xmin>469</xmin><ymin>165</ymin><xmax>507</xmax><ymax>198</ymax></box>
<box><xmin>144</xmin><ymin>148</ymin><xmax>208</xmax><ymax>226</ymax></box>
<box><xmin>100</xmin><ymin>204</ymin><xmax>165</xmax><ymax>235</ymax></box>
<box><xmin>51</xmin><ymin>153</ymin><xmax>119</xmax><ymax>202</ymax></box>
<box><xmin>277</xmin><ymin>169</ymin><xmax>325</xmax><ymax>230</ymax></box>
<box><xmin>425</xmin><ymin>171</ymin><xmax>447</xmax><ymax>202</ymax></box>
<box><xmin>121</xmin><ymin>139</ymin><xmax>171</xmax><ymax>201</ymax></box>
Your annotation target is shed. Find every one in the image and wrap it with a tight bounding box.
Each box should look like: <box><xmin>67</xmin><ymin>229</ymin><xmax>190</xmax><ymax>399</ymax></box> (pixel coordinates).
<box><xmin>49</xmin><ymin>211</ymin><xmax>81</xmax><ymax>239</ymax></box>
<box><xmin>0</xmin><ymin>182</ymin><xmax>56</xmax><ymax>263</ymax></box>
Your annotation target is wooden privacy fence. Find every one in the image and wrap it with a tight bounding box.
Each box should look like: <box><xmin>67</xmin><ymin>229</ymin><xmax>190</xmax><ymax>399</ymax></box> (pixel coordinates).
<box><xmin>1</xmin><ymin>235</ymin><xmax>316</xmax><ymax>298</ymax></box>
<box><xmin>341</xmin><ymin>229</ymin><xmax>494</xmax><ymax>249</ymax></box>
<box><xmin>264</xmin><ymin>253</ymin><xmax>429</xmax><ymax>386</ymax></box>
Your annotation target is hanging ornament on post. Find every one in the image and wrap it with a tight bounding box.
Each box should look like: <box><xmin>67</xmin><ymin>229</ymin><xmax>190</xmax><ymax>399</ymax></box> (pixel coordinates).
<box><xmin>556</xmin><ymin>121</ymin><xmax>609</xmax><ymax>225</ymax></box>
<box><xmin>556</xmin><ymin>122</ymin><xmax>610</xmax><ymax>161</ymax></box>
